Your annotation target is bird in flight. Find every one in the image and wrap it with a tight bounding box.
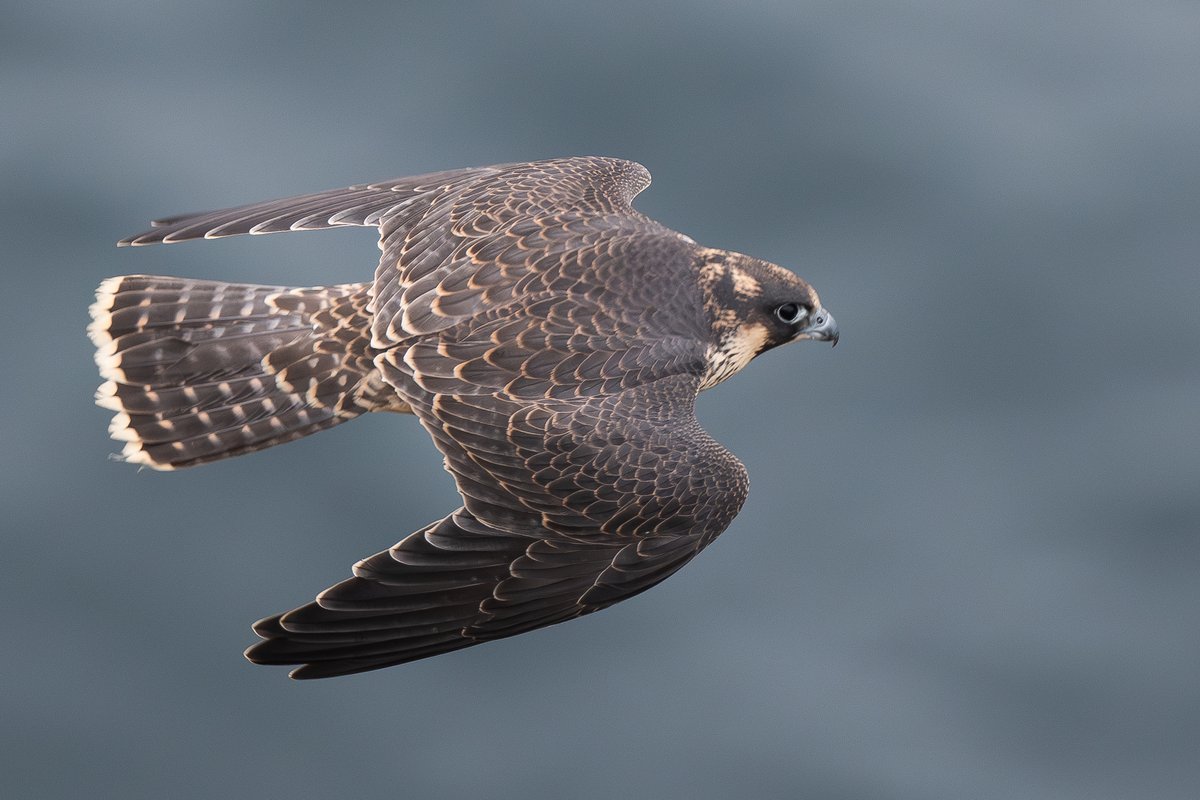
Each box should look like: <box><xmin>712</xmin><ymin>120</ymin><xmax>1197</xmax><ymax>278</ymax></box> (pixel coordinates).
<box><xmin>89</xmin><ymin>157</ymin><xmax>838</xmax><ymax>679</ymax></box>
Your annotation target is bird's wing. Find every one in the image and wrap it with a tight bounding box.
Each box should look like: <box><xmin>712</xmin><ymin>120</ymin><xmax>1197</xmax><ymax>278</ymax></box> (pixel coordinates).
<box><xmin>116</xmin><ymin>157</ymin><xmax>656</xmax><ymax>256</ymax></box>
<box><xmin>117</xmin><ymin>165</ymin><xmax>496</xmax><ymax>246</ymax></box>
<box><xmin>246</xmin><ymin>375</ymin><xmax>749</xmax><ymax>678</ymax></box>
<box><xmin>363</xmin><ymin>156</ymin><xmax>669</xmax><ymax>345</ymax></box>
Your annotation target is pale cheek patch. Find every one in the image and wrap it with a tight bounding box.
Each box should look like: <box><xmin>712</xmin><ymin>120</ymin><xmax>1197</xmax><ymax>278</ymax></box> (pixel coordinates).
<box><xmin>700</xmin><ymin>322</ymin><xmax>770</xmax><ymax>390</ymax></box>
<box><xmin>726</xmin><ymin>322</ymin><xmax>770</xmax><ymax>369</ymax></box>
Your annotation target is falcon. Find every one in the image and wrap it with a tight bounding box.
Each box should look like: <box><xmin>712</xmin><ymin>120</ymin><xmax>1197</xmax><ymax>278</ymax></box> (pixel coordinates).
<box><xmin>88</xmin><ymin>157</ymin><xmax>838</xmax><ymax>679</ymax></box>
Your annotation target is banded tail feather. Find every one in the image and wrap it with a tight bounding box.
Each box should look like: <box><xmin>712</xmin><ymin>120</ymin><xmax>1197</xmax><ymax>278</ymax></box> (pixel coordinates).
<box><xmin>87</xmin><ymin>275</ymin><xmax>403</xmax><ymax>470</ymax></box>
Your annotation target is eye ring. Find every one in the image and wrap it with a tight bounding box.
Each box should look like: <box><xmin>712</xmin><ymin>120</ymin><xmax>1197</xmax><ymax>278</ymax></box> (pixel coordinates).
<box><xmin>774</xmin><ymin>303</ymin><xmax>807</xmax><ymax>325</ymax></box>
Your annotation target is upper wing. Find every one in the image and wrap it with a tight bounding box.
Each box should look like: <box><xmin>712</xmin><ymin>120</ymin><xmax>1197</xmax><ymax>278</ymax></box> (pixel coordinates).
<box><xmin>115</xmin><ymin>157</ymin><xmax>654</xmax><ymax>256</ymax></box>
<box><xmin>246</xmin><ymin>376</ymin><xmax>749</xmax><ymax>678</ymax></box>
<box><xmin>117</xmin><ymin>165</ymin><xmax>496</xmax><ymax>246</ymax></box>
<box><xmin>395</xmin><ymin>373</ymin><xmax>748</xmax><ymax>539</ymax></box>
<box><xmin>363</xmin><ymin>157</ymin><xmax>665</xmax><ymax>345</ymax></box>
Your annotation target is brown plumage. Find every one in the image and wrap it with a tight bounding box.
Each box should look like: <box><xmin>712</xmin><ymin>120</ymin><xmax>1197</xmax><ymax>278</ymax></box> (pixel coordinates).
<box><xmin>88</xmin><ymin>157</ymin><xmax>838</xmax><ymax>678</ymax></box>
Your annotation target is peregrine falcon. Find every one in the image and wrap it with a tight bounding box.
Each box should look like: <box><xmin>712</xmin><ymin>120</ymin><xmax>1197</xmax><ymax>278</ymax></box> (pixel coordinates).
<box><xmin>88</xmin><ymin>157</ymin><xmax>838</xmax><ymax>679</ymax></box>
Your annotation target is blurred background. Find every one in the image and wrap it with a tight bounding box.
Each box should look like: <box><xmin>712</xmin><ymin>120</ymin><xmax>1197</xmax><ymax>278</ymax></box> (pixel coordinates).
<box><xmin>3</xmin><ymin>2</ymin><xmax>1198</xmax><ymax>798</ymax></box>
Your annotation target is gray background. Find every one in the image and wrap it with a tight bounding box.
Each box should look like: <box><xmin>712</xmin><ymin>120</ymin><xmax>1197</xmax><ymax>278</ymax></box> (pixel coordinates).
<box><xmin>4</xmin><ymin>2</ymin><xmax>1198</xmax><ymax>798</ymax></box>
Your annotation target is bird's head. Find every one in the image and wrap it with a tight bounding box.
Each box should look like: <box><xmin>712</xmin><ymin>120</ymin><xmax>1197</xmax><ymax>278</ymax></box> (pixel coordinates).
<box><xmin>696</xmin><ymin>249</ymin><xmax>837</xmax><ymax>389</ymax></box>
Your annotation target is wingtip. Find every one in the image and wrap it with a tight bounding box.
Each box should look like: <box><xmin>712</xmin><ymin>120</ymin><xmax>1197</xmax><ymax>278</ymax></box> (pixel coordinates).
<box><xmin>250</xmin><ymin>614</ymin><xmax>284</xmax><ymax>639</ymax></box>
<box><xmin>287</xmin><ymin>665</ymin><xmax>321</xmax><ymax>680</ymax></box>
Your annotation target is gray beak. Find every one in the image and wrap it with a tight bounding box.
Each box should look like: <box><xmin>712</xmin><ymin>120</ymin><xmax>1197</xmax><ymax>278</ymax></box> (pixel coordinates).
<box><xmin>800</xmin><ymin>308</ymin><xmax>839</xmax><ymax>346</ymax></box>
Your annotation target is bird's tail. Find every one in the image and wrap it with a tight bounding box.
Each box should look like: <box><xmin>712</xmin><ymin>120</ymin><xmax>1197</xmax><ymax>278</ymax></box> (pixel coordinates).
<box><xmin>88</xmin><ymin>274</ymin><xmax>403</xmax><ymax>470</ymax></box>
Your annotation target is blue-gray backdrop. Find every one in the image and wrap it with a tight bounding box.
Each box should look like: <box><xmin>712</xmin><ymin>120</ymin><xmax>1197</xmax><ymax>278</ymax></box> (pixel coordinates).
<box><xmin>4</xmin><ymin>2</ymin><xmax>1198</xmax><ymax>798</ymax></box>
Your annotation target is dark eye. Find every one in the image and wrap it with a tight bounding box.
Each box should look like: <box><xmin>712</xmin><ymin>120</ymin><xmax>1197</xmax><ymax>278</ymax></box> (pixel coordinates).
<box><xmin>774</xmin><ymin>303</ymin><xmax>807</xmax><ymax>324</ymax></box>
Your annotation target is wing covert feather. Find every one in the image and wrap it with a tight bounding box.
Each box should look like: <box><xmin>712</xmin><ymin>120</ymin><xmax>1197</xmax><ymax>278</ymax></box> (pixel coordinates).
<box><xmin>367</xmin><ymin>157</ymin><xmax>664</xmax><ymax>346</ymax></box>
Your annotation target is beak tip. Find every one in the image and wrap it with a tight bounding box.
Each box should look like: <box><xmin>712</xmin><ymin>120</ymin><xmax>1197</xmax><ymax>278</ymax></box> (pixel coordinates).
<box><xmin>806</xmin><ymin>308</ymin><xmax>838</xmax><ymax>346</ymax></box>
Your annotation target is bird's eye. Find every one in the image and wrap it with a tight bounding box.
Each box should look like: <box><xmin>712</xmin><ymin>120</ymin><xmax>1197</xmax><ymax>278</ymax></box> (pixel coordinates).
<box><xmin>774</xmin><ymin>303</ymin><xmax>807</xmax><ymax>324</ymax></box>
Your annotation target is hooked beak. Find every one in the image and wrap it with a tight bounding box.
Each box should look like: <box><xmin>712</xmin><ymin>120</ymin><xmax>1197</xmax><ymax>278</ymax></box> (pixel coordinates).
<box><xmin>798</xmin><ymin>307</ymin><xmax>839</xmax><ymax>346</ymax></box>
